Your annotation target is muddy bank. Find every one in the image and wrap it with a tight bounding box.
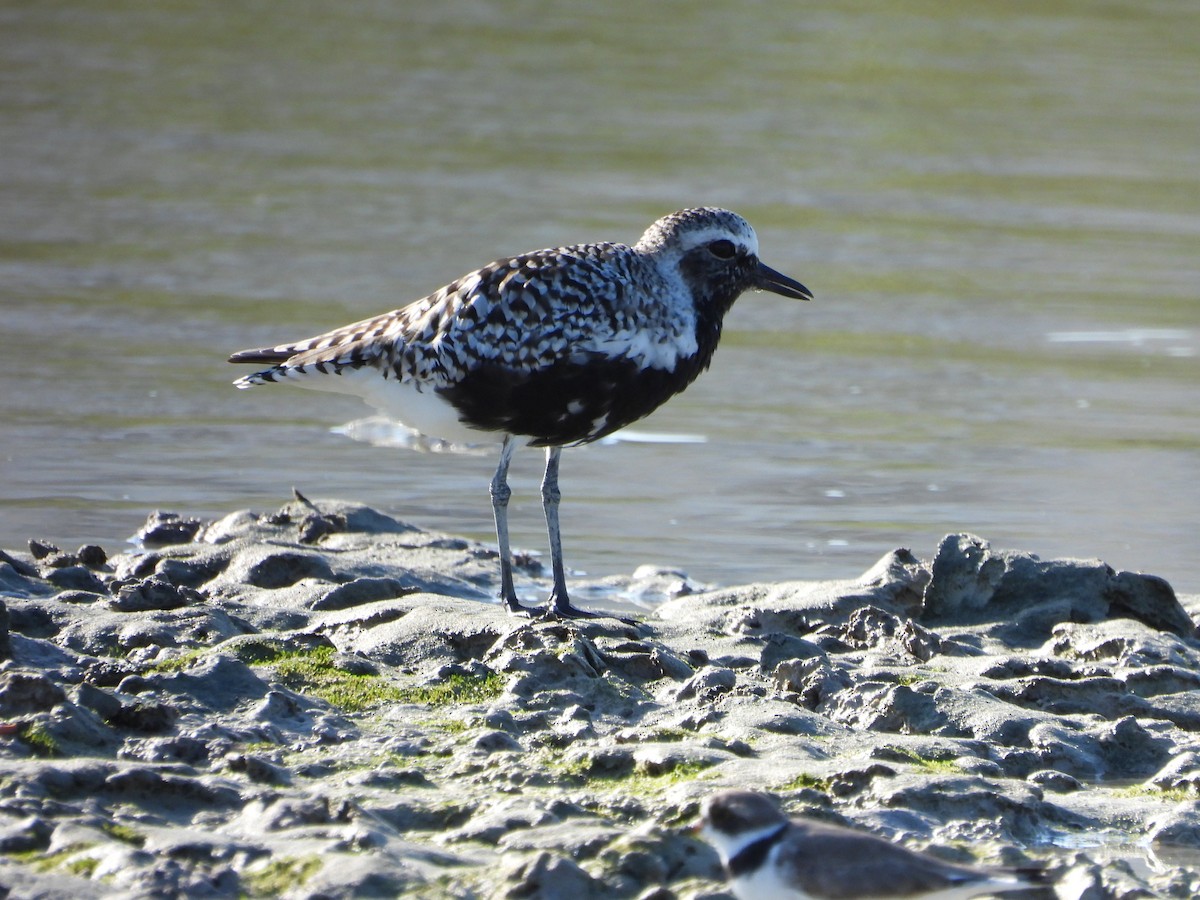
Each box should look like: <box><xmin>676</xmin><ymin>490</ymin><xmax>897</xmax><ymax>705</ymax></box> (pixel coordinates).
<box><xmin>1</xmin><ymin>498</ymin><xmax>1199</xmax><ymax>898</ymax></box>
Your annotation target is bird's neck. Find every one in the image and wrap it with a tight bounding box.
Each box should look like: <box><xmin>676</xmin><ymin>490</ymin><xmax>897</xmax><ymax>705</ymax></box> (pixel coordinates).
<box><xmin>684</xmin><ymin>284</ymin><xmax>739</xmax><ymax>379</ymax></box>
<box><xmin>726</xmin><ymin>823</ymin><xmax>788</xmax><ymax>877</ymax></box>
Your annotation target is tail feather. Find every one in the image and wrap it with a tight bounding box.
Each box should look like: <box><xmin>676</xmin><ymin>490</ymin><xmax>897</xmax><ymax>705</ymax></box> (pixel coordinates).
<box><xmin>229</xmin><ymin>346</ymin><xmax>296</xmax><ymax>389</ymax></box>
<box><xmin>232</xmin><ymin>370</ymin><xmax>278</xmax><ymax>389</ymax></box>
<box><xmin>228</xmin><ymin>338</ymin><xmax>389</xmax><ymax>390</ymax></box>
<box><xmin>228</xmin><ymin>347</ymin><xmax>294</xmax><ymax>365</ymax></box>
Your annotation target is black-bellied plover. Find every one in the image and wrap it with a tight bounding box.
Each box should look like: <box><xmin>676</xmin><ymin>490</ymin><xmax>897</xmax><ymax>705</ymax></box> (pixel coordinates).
<box><xmin>229</xmin><ymin>208</ymin><xmax>811</xmax><ymax>618</ymax></box>
<box><xmin>695</xmin><ymin>790</ymin><xmax>1043</xmax><ymax>899</ymax></box>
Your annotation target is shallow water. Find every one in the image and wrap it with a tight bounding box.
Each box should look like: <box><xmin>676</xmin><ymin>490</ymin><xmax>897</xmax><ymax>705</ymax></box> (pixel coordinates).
<box><xmin>2</xmin><ymin>1</ymin><xmax>1198</xmax><ymax>595</ymax></box>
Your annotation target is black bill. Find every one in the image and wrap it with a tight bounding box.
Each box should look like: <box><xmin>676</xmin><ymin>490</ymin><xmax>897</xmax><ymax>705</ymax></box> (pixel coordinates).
<box><xmin>755</xmin><ymin>262</ymin><xmax>813</xmax><ymax>301</ymax></box>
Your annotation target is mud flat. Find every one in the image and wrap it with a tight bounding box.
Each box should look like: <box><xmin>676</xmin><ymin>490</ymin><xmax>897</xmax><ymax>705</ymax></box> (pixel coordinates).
<box><xmin>1</xmin><ymin>497</ymin><xmax>1199</xmax><ymax>898</ymax></box>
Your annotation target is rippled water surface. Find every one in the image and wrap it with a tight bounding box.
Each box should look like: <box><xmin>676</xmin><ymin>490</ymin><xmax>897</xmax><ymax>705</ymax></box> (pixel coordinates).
<box><xmin>2</xmin><ymin>1</ymin><xmax>1198</xmax><ymax>594</ymax></box>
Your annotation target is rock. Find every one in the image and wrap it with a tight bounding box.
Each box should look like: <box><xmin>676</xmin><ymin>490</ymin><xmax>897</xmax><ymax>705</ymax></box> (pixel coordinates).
<box><xmin>632</xmin><ymin>743</ymin><xmax>733</xmax><ymax>777</ymax></box>
<box><xmin>0</xmin><ymin>814</ymin><xmax>53</xmax><ymax>853</ymax></box>
<box><xmin>53</xmin><ymin>589</ymin><xmax>107</xmax><ymax>605</ymax></box>
<box><xmin>311</xmin><ymin>577</ymin><xmax>415</xmax><ymax>611</ymax></box>
<box><xmin>922</xmin><ymin>534</ymin><xmax>1195</xmax><ymax>640</ymax></box>
<box><xmin>1095</xmin><ymin>716</ymin><xmax>1173</xmax><ymax>779</ymax></box>
<box><xmin>136</xmin><ymin>511</ymin><xmax>203</xmax><ymax>546</ymax></box>
<box><xmin>839</xmin><ymin>606</ymin><xmax>944</xmax><ymax>661</ymax></box>
<box><xmin>451</xmin><ymin>798</ymin><xmax>562</xmax><ymax>845</ymax></box>
<box><xmin>564</xmin><ymin>745</ymin><xmax>636</xmax><ymax>779</ymax></box>
<box><xmin>150</xmin><ymin>654</ymin><xmax>274</xmax><ymax>714</ymax></box>
<box><xmin>296</xmin><ymin>509</ymin><xmax>348</xmax><ymax>544</ymax></box>
<box><xmin>0</xmin><ymin>671</ymin><xmax>68</xmax><ymax>714</ymax></box>
<box><xmin>319</xmin><ymin>596</ymin><xmax>506</xmax><ymax>666</ymax></box>
<box><xmin>1136</xmin><ymin>690</ymin><xmax>1200</xmax><ymax>731</ymax></box>
<box><xmin>502</xmin><ymin>851</ymin><xmax>605</xmax><ymax>899</ymax></box>
<box><xmin>773</xmin><ymin>658</ymin><xmax>853</xmax><ymax>711</ymax></box>
<box><xmin>44</xmin><ymin>564</ymin><xmax>106</xmax><ymax>593</ymax></box>
<box><xmin>109</xmin><ymin>576</ymin><xmax>202</xmax><ymax>612</ymax></box>
<box><xmin>119</xmin><ymin>735</ymin><xmax>212</xmax><ymax>764</ymax></box>
<box><xmin>368</xmin><ymin>797</ymin><xmax>473</xmax><ymax>834</ymax></box>
<box><xmin>152</xmin><ymin>553</ymin><xmax>231</xmax><ymax>588</ymax></box>
<box><xmin>1148</xmin><ymin>753</ymin><xmax>1200</xmax><ymax>792</ymax></box>
<box><xmin>73</xmin><ymin>682</ymin><xmax>125</xmax><ymax>720</ymax></box>
<box><xmin>834</xmin><ymin>683</ymin><xmax>949</xmax><ymax>734</ymax></box>
<box><xmin>674</xmin><ymin>666</ymin><xmax>736</xmax><ymax>702</ymax></box>
<box><xmin>473</xmin><ymin>730</ymin><xmax>524</xmax><ymax>754</ymax></box>
<box><xmin>758</xmin><ymin>632</ymin><xmax>825</xmax><ymax>671</ymax></box>
<box><xmin>28</xmin><ymin>540</ymin><xmax>59</xmax><ymax>560</ymax></box>
<box><xmin>55</xmin><ymin>606</ymin><xmax>248</xmax><ymax>656</ymax></box>
<box><xmin>1026</xmin><ymin>722</ymin><xmax>1105</xmax><ymax>781</ymax></box>
<box><xmin>600</xmin><ymin>639</ymin><xmax>695</xmax><ymax>681</ymax></box>
<box><xmin>105</xmin><ymin>699</ymin><xmax>179</xmax><ymax>733</ymax></box>
<box><xmin>1027</xmin><ymin>769</ymin><xmax>1082</xmax><ymax>793</ymax></box>
<box><xmin>77</xmin><ymin>545</ymin><xmax>108</xmax><ymax>568</ymax></box>
<box><xmin>625</xmin><ymin>564</ymin><xmax>704</xmax><ymax>601</ymax></box>
<box><xmin>1106</xmin><ymin>570</ymin><xmax>1195</xmax><ymax>638</ymax></box>
<box><xmin>1048</xmin><ymin>619</ymin><xmax>1200</xmax><ymax>669</ymax></box>
<box><xmin>500</xmin><ymin>638</ymin><xmax>612</xmax><ymax>703</ymax></box>
<box><xmin>1148</xmin><ymin>802</ymin><xmax>1200</xmax><ymax>848</ymax></box>
<box><xmin>236</xmin><ymin>548</ymin><xmax>337</xmax><ymax>589</ymax></box>
<box><xmin>865</xmin><ymin>773</ymin><xmax>1059</xmax><ymax>844</ymax></box>
<box><xmin>663</xmin><ymin>548</ymin><xmax>929</xmax><ymax>633</ymax></box>
<box><xmin>0</xmin><ymin>562</ymin><xmax>52</xmax><ymax>605</ymax></box>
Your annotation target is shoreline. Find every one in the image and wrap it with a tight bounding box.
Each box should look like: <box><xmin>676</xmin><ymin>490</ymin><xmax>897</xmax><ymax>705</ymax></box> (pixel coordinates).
<box><xmin>2</xmin><ymin>497</ymin><xmax>1199</xmax><ymax>898</ymax></box>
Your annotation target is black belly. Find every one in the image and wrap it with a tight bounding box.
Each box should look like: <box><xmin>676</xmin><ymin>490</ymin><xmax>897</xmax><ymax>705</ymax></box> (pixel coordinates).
<box><xmin>437</xmin><ymin>356</ymin><xmax>704</xmax><ymax>447</ymax></box>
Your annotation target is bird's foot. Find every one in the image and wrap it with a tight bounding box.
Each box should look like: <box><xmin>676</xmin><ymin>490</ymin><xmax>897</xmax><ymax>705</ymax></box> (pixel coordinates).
<box><xmin>541</xmin><ymin>600</ymin><xmax>601</xmax><ymax>621</ymax></box>
<box><xmin>502</xmin><ymin>590</ymin><xmax>597</xmax><ymax>620</ymax></box>
<box><xmin>542</xmin><ymin>593</ymin><xmax>641</xmax><ymax>625</ymax></box>
<box><xmin>502</xmin><ymin>595</ymin><xmax>540</xmax><ymax>618</ymax></box>
<box><xmin>537</xmin><ymin>588</ymin><xmax>598</xmax><ymax>620</ymax></box>
<box><xmin>508</xmin><ymin>592</ymin><xmax>640</xmax><ymax>625</ymax></box>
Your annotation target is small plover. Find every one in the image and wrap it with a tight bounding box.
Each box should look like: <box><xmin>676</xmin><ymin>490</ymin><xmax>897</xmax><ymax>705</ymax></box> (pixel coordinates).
<box><xmin>696</xmin><ymin>790</ymin><xmax>1041</xmax><ymax>900</ymax></box>
<box><xmin>229</xmin><ymin>208</ymin><xmax>811</xmax><ymax>617</ymax></box>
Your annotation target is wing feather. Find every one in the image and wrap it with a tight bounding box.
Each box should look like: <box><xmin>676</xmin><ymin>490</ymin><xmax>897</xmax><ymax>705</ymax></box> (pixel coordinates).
<box><xmin>228</xmin><ymin>241</ymin><xmax>638</xmax><ymax>389</ymax></box>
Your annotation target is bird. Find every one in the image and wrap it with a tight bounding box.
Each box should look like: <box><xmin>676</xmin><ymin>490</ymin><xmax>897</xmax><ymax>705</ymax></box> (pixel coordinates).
<box><xmin>228</xmin><ymin>207</ymin><xmax>812</xmax><ymax>618</ymax></box>
<box><xmin>694</xmin><ymin>790</ymin><xmax>1043</xmax><ymax>900</ymax></box>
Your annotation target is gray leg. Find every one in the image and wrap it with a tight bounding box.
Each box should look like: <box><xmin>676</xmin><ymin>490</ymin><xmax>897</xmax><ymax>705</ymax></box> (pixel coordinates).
<box><xmin>490</xmin><ymin>436</ymin><xmax>528</xmax><ymax>615</ymax></box>
<box><xmin>541</xmin><ymin>446</ymin><xmax>594</xmax><ymax>618</ymax></box>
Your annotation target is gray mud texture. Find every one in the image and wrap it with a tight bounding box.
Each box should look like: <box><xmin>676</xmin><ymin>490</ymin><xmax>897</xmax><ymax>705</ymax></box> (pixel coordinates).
<box><xmin>2</xmin><ymin>498</ymin><xmax>1199</xmax><ymax>899</ymax></box>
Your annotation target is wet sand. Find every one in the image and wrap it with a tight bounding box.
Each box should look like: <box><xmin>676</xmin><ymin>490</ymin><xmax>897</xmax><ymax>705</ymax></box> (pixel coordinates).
<box><xmin>1</xmin><ymin>497</ymin><xmax>1199</xmax><ymax>898</ymax></box>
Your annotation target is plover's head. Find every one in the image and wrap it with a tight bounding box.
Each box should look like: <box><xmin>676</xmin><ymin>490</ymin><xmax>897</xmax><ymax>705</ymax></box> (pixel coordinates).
<box><xmin>635</xmin><ymin>208</ymin><xmax>812</xmax><ymax>314</ymax></box>
<box><xmin>695</xmin><ymin>790</ymin><xmax>790</xmax><ymax>863</ymax></box>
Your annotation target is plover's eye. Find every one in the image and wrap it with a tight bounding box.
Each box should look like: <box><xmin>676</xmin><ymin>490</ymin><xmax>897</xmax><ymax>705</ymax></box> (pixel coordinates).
<box><xmin>707</xmin><ymin>239</ymin><xmax>737</xmax><ymax>260</ymax></box>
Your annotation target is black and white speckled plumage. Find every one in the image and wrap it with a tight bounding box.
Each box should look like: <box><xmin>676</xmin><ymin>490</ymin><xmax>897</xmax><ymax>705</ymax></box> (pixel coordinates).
<box><xmin>697</xmin><ymin>790</ymin><xmax>1041</xmax><ymax>900</ymax></box>
<box><xmin>229</xmin><ymin>208</ymin><xmax>811</xmax><ymax>617</ymax></box>
<box><xmin>230</xmin><ymin>207</ymin><xmax>809</xmax><ymax>447</ymax></box>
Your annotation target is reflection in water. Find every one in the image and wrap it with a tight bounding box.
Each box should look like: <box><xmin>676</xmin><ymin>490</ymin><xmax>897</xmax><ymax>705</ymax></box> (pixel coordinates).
<box><xmin>1048</xmin><ymin>827</ymin><xmax>1200</xmax><ymax>885</ymax></box>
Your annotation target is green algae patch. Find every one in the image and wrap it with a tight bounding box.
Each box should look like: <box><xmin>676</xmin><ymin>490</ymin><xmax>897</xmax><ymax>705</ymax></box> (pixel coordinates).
<box><xmin>882</xmin><ymin>746</ymin><xmax>962</xmax><ymax>775</ymax></box>
<box><xmin>18</xmin><ymin>722</ymin><xmax>60</xmax><ymax>758</ymax></box>
<box><xmin>65</xmin><ymin>856</ymin><xmax>100</xmax><ymax>878</ymax></box>
<box><xmin>146</xmin><ymin>647</ymin><xmax>208</xmax><ymax>672</ymax></box>
<box><xmin>226</xmin><ymin>643</ymin><xmax>504</xmax><ymax>712</ymax></box>
<box><xmin>779</xmin><ymin>772</ymin><xmax>832</xmax><ymax>793</ymax></box>
<box><xmin>243</xmin><ymin>855</ymin><xmax>323</xmax><ymax>897</ymax></box>
<box><xmin>267</xmin><ymin>646</ymin><xmax>404</xmax><ymax>712</ymax></box>
<box><xmin>100</xmin><ymin>822</ymin><xmax>144</xmax><ymax>846</ymax></box>
<box><xmin>393</xmin><ymin>673</ymin><xmax>505</xmax><ymax>706</ymax></box>
<box><xmin>1115</xmin><ymin>784</ymin><xmax>1196</xmax><ymax>803</ymax></box>
<box><xmin>11</xmin><ymin>843</ymin><xmax>98</xmax><ymax>874</ymax></box>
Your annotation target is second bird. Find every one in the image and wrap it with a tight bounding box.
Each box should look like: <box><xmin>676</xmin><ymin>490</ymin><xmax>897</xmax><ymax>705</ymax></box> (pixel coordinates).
<box><xmin>229</xmin><ymin>207</ymin><xmax>812</xmax><ymax>617</ymax></box>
